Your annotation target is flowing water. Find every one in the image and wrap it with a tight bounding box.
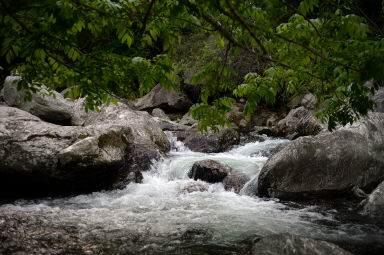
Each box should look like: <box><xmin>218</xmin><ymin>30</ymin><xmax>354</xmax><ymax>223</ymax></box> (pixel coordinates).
<box><xmin>0</xmin><ymin>133</ymin><xmax>383</xmax><ymax>254</ymax></box>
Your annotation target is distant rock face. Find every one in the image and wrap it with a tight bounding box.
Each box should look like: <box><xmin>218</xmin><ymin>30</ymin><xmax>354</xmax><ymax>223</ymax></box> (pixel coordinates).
<box><xmin>134</xmin><ymin>84</ymin><xmax>193</xmax><ymax>112</ymax></box>
<box><xmin>3</xmin><ymin>76</ymin><xmax>73</xmax><ymax>125</ymax></box>
<box><xmin>180</xmin><ymin>128</ymin><xmax>239</xmax><ymax>153</ymax></box>
<box><xmin>251</xmin><ymin>233</ymin><xmax>352</xmax><ymax>255</ymax></box>
<box><xmin>256</xmin><ymin>112</ymin><xmax>384</xmax><ymax>200</ymax></box>
<box><xmin>0</xmin><ymin>104</ymin><xmax>169</xmax><ymax>198</ymax></box>
<box><xmin>360</xmin><ymin>180</ymin><xmax>384</xmax><ymax>218</ymax></box>
<box><xmin>188</xmin><ymin>160</ymin><xmax>231</xmax><ymax>183</ymax></box>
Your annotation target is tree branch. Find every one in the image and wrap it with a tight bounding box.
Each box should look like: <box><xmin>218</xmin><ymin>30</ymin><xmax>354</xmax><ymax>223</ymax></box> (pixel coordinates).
<box><xmin>224</xmin><ymin>0</ymin><xmax>268</xmax><ymax>55</ymax></box>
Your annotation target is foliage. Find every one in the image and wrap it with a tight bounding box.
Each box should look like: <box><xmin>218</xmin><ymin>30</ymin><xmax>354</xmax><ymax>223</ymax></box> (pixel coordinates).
<box><xmin>1</xmin><ymin>0</ymin><xmax>383</xmax><ymax>129</ymax></box>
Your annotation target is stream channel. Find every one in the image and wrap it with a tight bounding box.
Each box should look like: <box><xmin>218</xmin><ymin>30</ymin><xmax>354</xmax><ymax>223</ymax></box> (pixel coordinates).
<box><xmin>1</xmin><ymin>133</ymin><xmax>384</xmax><ymax>254</ymax></box>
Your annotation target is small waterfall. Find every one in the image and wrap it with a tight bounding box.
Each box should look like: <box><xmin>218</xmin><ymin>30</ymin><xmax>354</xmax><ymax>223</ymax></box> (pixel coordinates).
<box><xmin>1</xmin><ymin>132</ymin><xmax>383</xmax><ymax>254</ymax></box>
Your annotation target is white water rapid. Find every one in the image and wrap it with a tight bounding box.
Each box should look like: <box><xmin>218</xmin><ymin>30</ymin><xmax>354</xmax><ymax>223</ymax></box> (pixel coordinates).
<box><xmin>0</xmin><ymin>133</ymin><xmax>383</xmax><ymax>254</ymax></box>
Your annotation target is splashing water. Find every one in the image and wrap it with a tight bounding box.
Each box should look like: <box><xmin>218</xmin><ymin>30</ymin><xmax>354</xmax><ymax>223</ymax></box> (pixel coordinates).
<box><xmin>0</xmin><ymin>133</ymin><xmax>383</xmax><ymax>254</ymax></box>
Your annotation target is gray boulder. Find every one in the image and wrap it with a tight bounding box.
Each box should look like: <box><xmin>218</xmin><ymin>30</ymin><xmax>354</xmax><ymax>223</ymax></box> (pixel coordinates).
<box><xmin>251</xmin><ymin>233</ymin><xmax>352</xmax><ymax>255</ymax></box>
<box><xmin>360</xmin><ymin>180</ymin><xmax>384</xmax><ymax>218</ymax></box>
<box><xmin>301</xmin><ymin>93</ymin><xmax>317</xmax><ymax>109</ymax></box>
<box><xmin>224</xmin><ymin>173</ymin><xmax>250</xmax><ymax>193</ymax></box>
<box><xmin>179</xmin><ymin>112</ymin><xmax>198</xmax><ymax>126</ymax></box>
<box><xmin>180</xmin><ymin>128</ymin><xmax>239</xmax><ymax>153</ymax></box>
<box><xmin>152</xmin><ymin>117</ymin><xmax>190</xmax><ymax>131</ymax></box>
<box><xmin>276</xmin><ymin>106</ymin><xmax>324</xmax><ymax>139</ymax></box>
<box><xmin>151</xmin><ymin>108</ymin><xmax>170</xmax><ymax>120</ymax></box>
<box><xmin>3</xmin><ymin>76</ymin><xmax>73</xmax><ymax>125</ymax></box>
<box><xmin>257</xmin><ymin>112</ymin><xmax>384</xmax><ymax>200</ymax></box>
<box><xmin>373</xmin><ymin>87</ymin><xmax>384</xmax><ymax>113</ymax></box>
<box><xmin>134</xmin><ymin>84</ymin><xmax>193</xmax><ymax>112</ymax></box>
<box><xmin>0</xmin><ymin>105</ymin><xmax>169</xmax><ymax>197</ymax></box>
<box><xmin>188</xmin><ymin>159</ymin><xmax>231</xmax><ymax>183</ymax></box>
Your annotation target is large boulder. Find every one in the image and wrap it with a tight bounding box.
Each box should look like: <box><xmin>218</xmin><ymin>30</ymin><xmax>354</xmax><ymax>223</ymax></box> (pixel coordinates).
<box><xmin>179</xmin><ymin>128</ymin><xmax>239</xmax><ymax>153</ymax></box>
<box><xmin>134</xmin><ymin>84</ymin><xmax>193</xmax><ymax>112</ymax></box>
<box><xmin>71</xmin><ymin>99</ymin><xmax>170</xmax><ymax>153</ymax></box>
<box><xmin>0</xmin><ymin>105</ymin><xmax>169</xmax><ymax>198</ymax></box>
<box><xmin>276</xmin><ymin>106</ymin><xmax>325</xmax><ymax>139</ymax></box>
<box><xmin>188</xmin><ymin>159</ymin><xmax>231</xmax><ymax>183</ymax></box>
<box><xmin>3</xmin><ymin>76</ymin><xmax>73</xmax><ymax>125</ymax></box>
<box><xmin>257</xmin><ymin>112</ymin><xmax>384</xmax><ymax>200</ymax></box>
<box><xmin>359</xmin><ymin>180</ymin><xmax>384</xmax><ymax>218</ymax></box>
<box><xmin>251</xmin><ymin>233</ymin><xmax>352</xmax><ymax>255</ymax></box>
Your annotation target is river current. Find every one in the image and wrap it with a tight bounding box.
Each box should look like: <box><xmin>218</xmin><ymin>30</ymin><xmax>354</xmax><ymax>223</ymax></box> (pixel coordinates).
<box><xmin>0</xmin><ymin>133</ymin><xmax>383</xmax><ymax>254</ymax></box>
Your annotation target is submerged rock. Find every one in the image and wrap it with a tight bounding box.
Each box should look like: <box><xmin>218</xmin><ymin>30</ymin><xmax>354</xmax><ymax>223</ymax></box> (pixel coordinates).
<box><xmin>223</xmin><ymin>173</ymin><xmax>250</xmax><ymax>193</ymax></box>
<box><xmin>179</xmin><ymin>181</ymin><xmax>209</xmax><ymax>193</ymax></box>
<box><xmin>360</xmin><ymin>180</ymin><xmax>384</xmax><ymax>218</ymax></box>
<box><xmin>134</xmin><ymin>84</ymin><xmax>193</xmax><ymax>112</ymax></box>
<box><xmin>257</xmin><ymin>112</ymin><xmax>384</xmax><ymax>200</ymax></box>
<box><xmin>180</xmin><ymin>128</ymin><xmax>239</xmax><ymax>153</ymax></box>
<box><xmin>188</xmin><ymin>159</ymin><xmax>231</xmax><ymax>183</ymax></box>
<box><xmin>111</xmin><ymin>170</ymin><xmax>143</xmax><ymax>190</ymax></box>
<box><xmin>251</xmin><ymin>233</ymin><xmax>352</xmax><ymax>255</ymax></box>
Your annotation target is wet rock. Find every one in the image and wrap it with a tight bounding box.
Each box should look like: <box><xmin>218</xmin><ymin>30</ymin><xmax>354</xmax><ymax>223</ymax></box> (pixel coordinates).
<box><xmin>3</xmin><ymin>76</ymin><xmax>73</xmax><ymax>125</ymax></box>
<box><xmin>276</xmin><ymin>106</ymin><xmax>324</xmax><ymax>138</ymax></box>
<box><xmin>0</xmin><ymin>105</ymin><xmax>168</xmax><ymax>198</ymax></box>
<box><xmin>224</xmin><ymin>173</ymin><xmax>250</xmax><ymax>193</ymax></box>
<box><xmin>257</xmin><ymin>112</ymin><xmax>384</xmax><ymax>200</ymax></box>
<box><xmin>251</xmin><ymin>233</ymin><xmax>352</xmax><ymax>255</ymax></box>
<box><xmin>188</xmin><ymin>159</ymin><xmax>231</xmax><ymax>183</ymax></box>
<box><xmin>111</xmin><ymin>170</ymin><xmax>143</xmax><ymax>190</ymax></box>
<box><xmin>250</xmin><ymin>142</ymin><xmax>289</xmax><ymax>158</ymax></box>
<box><xmin>182</xmin><ymin>128</ymin><xmax>239</xmax><ymax>153</ymax></box>
<box><xmin>179</xmin><ymin>181</ymin><xmax>209</xmax><ymax>193</ymax></box>
<box><xmin>134</xmin><ymin>84</ymin><xmax>193</xmax><ymax>112</ymax></box>
<box><xmin>151</xmin><ymin>108</ymin><xmax>170</xmax><ymax>120</ymax></box>
<box><xmin>360</xmin><ymin>180</ymin><xmax>384</xmax><ymax>218</ymax></box>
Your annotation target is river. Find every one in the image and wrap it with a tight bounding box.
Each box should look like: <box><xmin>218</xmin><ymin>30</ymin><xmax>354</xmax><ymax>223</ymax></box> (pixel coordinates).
<box><xmin>0</xmin><ymin>133</ymin><xmax>383</xmax><ymax>254</ymax></box>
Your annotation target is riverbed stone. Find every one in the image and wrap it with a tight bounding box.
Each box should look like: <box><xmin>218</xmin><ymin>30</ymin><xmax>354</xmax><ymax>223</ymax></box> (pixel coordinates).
<box><xmin>188</xmin><ymin>160</ymin><xmax>231</xmax><ymax>183</ymax></box>
<box><xmin>180</xmin><ymin>128</ymin><xmax>239</xmax><ymax>153</ymax></box>
<box><xmin>257</xmin><ymin>112</ymin><xmax>384</xmax><ymax>200</ymax></box>
<box><xmin>151</xmin><ymin>108</ymin><xmax>170</xmax><ymax>120</ymax></box>
<box><xmin>360</xmin><ymin>180</ymin><xmax>384</xmax><ymax>218</ymax></box>
<box><xmin>3</xmin><ymin>76</ymin><xmax>73</xmax><ymax>125</ymax></box>
<box><xmin>223</xmin><ymin>173</ymin><xmax>250</xmax><ymax>193</ymax></box>
<box><xmin>134</xmin><ymin>84</ymin><xmax>193</xmax><ymax>112</ymax></box>
<box><xmin>276</xmin><ymin>106</ymin><xmax>325</xmax><ymax>138</ymax></box>
<box><xmin>251</xmin><ymin>233</ymin><xmax>352</xmax><ymax>255</ymax></box>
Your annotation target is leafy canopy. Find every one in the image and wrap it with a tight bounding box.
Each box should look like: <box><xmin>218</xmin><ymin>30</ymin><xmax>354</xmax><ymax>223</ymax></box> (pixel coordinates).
<box><xmin>1</xmin><ymin>0</ymin><xmax>383</xmax><ymax>130</ymax></box>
